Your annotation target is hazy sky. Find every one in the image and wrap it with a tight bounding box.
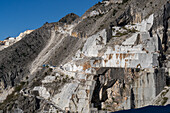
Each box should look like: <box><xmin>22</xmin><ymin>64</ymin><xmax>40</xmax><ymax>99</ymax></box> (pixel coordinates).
<box><xmin>0</xmin><ymin>0</ymin><xmax>101</xmax><ymax>40</ymax></box>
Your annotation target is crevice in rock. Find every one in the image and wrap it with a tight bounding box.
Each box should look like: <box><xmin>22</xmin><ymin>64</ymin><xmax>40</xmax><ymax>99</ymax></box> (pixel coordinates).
<box><xmin>106</xmin><ymin>25</ymin><xmax>113</xmax><ymax>43</ymax></box>
<box><xmin>91</xmin><ymin>75</ymin><xmax>101</xmax><ymax>110</ymax></box>
<box><xmin>91</xmin><ymin>69</ymin><xmax>118</xmax><ymax>110</ymax></box>
<box><xmin>162</xmin><ymin>2</ymin><xmax>170</xmax><ymax>52</ymax></box>
<box><xmin>35</xmin><ymin>97</ymin><xmax>41</xmax><ymax>110</ymax></box>
<box><xmin>130</xmin><ymin>88</ymin><xmax>135</xmax><ymax>109</ymax></box>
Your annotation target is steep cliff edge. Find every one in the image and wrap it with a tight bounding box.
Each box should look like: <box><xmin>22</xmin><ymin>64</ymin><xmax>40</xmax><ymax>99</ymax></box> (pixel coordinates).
<box><xmin>0</xmin><ymin>0</ymin><xmax>169</xmax><ymax>113</ymax></box>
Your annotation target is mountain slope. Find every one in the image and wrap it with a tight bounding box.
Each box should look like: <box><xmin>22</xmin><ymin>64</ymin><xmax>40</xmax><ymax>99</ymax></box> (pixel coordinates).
<box><xmin>0</xmin><ymin>0</ymin><xmax>169</xmax><ymax>112</ymax></box>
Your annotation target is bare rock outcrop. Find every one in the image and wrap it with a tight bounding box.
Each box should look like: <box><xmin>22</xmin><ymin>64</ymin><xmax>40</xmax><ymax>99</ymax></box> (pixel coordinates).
<box><xmin>0</xmin><ymin>0</ymin><xmax>169</xmax><ymax>113</ymax></box>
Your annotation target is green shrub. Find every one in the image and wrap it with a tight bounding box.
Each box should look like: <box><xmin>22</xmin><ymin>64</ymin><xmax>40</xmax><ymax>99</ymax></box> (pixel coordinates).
<box><xmin>66</xmin><ymin>75</ymin><xmax>69</xmax><ymax>78</ymax></box>
<box><xmin>161</xmin><ymin>97</ymin><xmax>168</xmax><ymax>105</ymax></box>
<box><xmin>115</xmin><ymin>31</ymin><xmax>128</xmax><ymax>37</ymax></box>
<box><xmin>161</xmin><ymin>89</ymin><xmax>169</xmax><ymax>97</ymax></box>
<box><xmin>128</xmin><ymin>28</ymin><xmax>138</xmax><ymax>33</ymax></box>
<box><xmin>71</xmin><ymin>77</ymin><xmax>74</xmax><ymax>80</ymax></box>
<box><xmin>63</xmin><ymin>78</ymin><xmax>67</xmax><ymax>83</ymax></box>
<box><xmin>161</xmin><ymin>91</ymin><xmax>167</xmax><ymax>97</ymax></box>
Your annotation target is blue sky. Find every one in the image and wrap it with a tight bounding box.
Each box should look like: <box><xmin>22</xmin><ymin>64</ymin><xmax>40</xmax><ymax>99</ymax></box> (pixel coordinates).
<box><xmin>0</xmin><ymin>0</ymin><xmax>101</xmax><ymax>40</ymax></box>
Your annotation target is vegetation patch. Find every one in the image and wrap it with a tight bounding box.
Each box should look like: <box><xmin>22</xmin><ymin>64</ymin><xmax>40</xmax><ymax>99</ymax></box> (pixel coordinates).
<box><xmin>113</xmin><ymin>27</ymin><xmax>138</xmax><ymax>37</ymax></box>
<box><xmin>0</xmin><ymin>82</ymin><xmax>26</xmax><ymax>110</ymax></box>
<box><xmin>161</xmin><ymin>97</ymin><xmax>168</xmax><ymax>105</ymax></box>
<box><xmin>161</xmin><ymin>89</ymin><xmax>169</xmax><ymax>97</ymax></box>
<box><xmin>113</xmin><ymin>31</ymin><xmax>128</xmax><ymax>37</ymax></box>
<box><xmin>32</xmin><ymin>79</ymin><xmax>42</xmax><ymax>87</ymax></box>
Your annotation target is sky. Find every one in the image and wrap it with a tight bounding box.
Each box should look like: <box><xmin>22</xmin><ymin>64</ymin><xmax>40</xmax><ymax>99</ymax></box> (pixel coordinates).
<box><xmin>0</xmin><ymin>0</ymin><xmax>102</xmax><ymax>40</ymax></box>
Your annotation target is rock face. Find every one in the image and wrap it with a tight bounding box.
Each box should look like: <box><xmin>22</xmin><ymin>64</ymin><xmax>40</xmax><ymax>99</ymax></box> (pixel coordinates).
<box><xmin>0</xmin><ymin>0</ymin><xmax>169</xmax><ymax>113</ymax></box>
<box><xmin>92</xmin><ymin>68</ymin><xmax>166</xmax><ymax>111</ymax></box>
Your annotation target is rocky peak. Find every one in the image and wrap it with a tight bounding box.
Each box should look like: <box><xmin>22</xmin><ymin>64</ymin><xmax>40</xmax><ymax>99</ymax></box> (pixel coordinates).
<box><xmin>59</xmin><ymin>13</ymin><xmax>79</xmax><ymax>24</ymax></box>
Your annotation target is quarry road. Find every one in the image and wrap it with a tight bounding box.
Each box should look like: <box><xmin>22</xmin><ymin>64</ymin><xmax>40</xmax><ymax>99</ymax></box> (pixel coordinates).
<box><xmin>30</xmin><ymin>29</ymin><xmax>65</xmax><ymax>75</ymax></box>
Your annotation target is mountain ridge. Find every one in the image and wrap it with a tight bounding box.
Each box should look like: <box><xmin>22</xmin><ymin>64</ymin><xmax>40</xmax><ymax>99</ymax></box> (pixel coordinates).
<box><xmin>0</xmin><ymin>0</ymin><xmax>169</xmax><ymax>112</ymax></box>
